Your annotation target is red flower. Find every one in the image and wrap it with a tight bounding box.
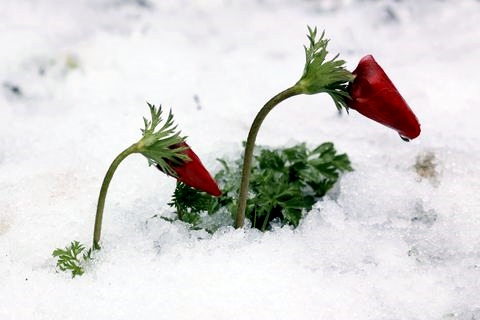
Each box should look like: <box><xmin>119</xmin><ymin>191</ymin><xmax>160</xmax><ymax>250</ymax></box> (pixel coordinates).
<box><xmin>347</xmin><ymin>55</ymin><xmax>421</xmax><ymax>140</ymax></box>
<box><xmin>157</xmin><ymin>142</ymin><xmax>221</xmax><ymax>197</ymax></box>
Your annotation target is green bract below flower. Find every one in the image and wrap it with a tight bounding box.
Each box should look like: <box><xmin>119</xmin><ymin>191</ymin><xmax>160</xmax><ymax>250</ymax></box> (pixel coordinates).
<box><xmin>295</xmin><ymin>26</ymin><xmax>355</xmax><ymax>111</ymax></box>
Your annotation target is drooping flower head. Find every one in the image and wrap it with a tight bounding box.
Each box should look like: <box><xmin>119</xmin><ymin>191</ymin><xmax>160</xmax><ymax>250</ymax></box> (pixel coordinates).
<box><xmin>137</xmin><ymin>103</ymin><xmax>221</xmax><ymax>196</ymax></box>
<box><xmin>347</xmin><ymin>55</ymin><xmax>421</xmax><ymax>140</ymax></box>
<box><xmin>157</xmin><ymin>142</ymin><xmax>221</xmax><ymax>197</ymax></box>
<box><xmin>92</xmin><ymin>103</ymin><xmax>221</xmax><ymax>249</ymax></box>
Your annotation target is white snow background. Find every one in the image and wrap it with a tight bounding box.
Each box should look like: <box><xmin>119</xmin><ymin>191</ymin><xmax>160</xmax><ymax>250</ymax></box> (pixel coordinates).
<box><xmin>1</xmin><ymin>0</ymin><xmax>480</xmax><ymax>319</ymax></box>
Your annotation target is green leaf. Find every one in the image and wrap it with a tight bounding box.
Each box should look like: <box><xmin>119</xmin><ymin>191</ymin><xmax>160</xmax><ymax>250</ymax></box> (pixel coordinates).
<box><xmin>168</xmin><ymin>181</ymin><xmax>218</xmax><ymax>220</ymax></box>
<box><xmin>52</xmin><ymin>241</ymin><xmax>93</xmax><ymax>278</ymax></box>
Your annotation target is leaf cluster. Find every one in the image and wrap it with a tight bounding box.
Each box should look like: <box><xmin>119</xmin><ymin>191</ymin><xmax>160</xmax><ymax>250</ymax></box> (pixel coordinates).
<box><xmin>168</xmin><ymin>181</ymin><xmax>218</xmax><ymax>226</ymax></box>
<box><xmin>296</xmin><ymin>26</ymin><xmax>355</xmax><ymax>111</ymax></box>
<box><xmin>137</xmin><ymin>103</ymin><xmax>189</xmax><ymax>176</ymax></box>
<box><xmin>168</xmin><ymin>142</ymin><xmax>352</xmax><ymax>231</ymax></box>
<box><xmin>52</xmin><ymin>241</ymin><xmax>92</xmax><ymax>278</ymax></box>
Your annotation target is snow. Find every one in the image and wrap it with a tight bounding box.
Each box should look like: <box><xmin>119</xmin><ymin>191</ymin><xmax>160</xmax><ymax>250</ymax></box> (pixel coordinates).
<box><xmin>1</xmin><ymin>0</ymin><xmax>480</xmax><ymax>318</ymax></box>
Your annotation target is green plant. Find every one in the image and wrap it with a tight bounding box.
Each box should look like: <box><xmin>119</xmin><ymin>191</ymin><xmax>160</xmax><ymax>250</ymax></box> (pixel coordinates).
<box><xmin>53</xmin><ymin>104</ymin><xmax>220</xmax><ymax>277</ymax></box>
<box><xmin>169</xmin><ymin>142</ymin><xmax>352</xmax><ymax>231</ymax></box>
<box><xmin>234</xmin><ymin>27</ymin><xmax>355</xmax><ymax>228</ymax></box>
<box><xmin>52</xmin><ymin>241</ymin><xmax>92</xmax><ymax>278</ymax></box>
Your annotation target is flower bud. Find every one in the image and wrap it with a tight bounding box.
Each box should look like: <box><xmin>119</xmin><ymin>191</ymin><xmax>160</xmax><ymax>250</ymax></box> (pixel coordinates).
<box><xmin>347</xmin><ymin>55</ymin><xmax>421</xmax><ymax>140</ymax></box>
<box><xmin>158</xmin><ymin>142</ymin><xmax>221</xmax><ymax>197</ymax></box>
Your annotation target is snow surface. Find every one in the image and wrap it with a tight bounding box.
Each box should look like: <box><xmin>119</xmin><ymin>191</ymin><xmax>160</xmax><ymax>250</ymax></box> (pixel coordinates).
<box><xmin>1</xmin><ymin>0</ymin><xmax>480</xmax><ymax>319</ymax></box>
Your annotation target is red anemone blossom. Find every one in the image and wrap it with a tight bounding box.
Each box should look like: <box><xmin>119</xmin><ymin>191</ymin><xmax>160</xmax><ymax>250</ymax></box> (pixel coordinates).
<box><xmin>347</xmin><ymin>55</ymin><xmax>421</xmax><ymax>140</ymax></box>
<box><xmin>157</xmin><ymin>142</ymin><xmax>221</xmax><ymax>197</ymax></box>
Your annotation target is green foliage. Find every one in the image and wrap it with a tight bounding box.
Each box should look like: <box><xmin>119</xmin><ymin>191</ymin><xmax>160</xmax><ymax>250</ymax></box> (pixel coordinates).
<box><xmin>168</xmin><ymin>181</ymin><xmax>219</xmax><ymax>225</ymax></box>
<box><xmin>52</xmin><ymin>241</ymin><xmax>92</xmax><ymax>278</ymax></box>
<box><xmin>296</xmin><ymin>26</ymin><xmax>355</xmax><ymax>111</ymax></box>
<box><xmin>168</xmin><ymin>142</ymin><xmax>352</xmax><ymax>231</ymax></box>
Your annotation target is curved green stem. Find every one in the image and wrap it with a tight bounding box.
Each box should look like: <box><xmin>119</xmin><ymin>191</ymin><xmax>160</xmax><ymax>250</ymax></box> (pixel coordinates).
<box><xmin>235</xmin><ymin>85</ymin><xmax>304</xmax><ymax>228</ymax></box>
<box><xmin>93</xmin><ymin>143</ymin><xmax>139</xmax><ymax>249</ymax></box>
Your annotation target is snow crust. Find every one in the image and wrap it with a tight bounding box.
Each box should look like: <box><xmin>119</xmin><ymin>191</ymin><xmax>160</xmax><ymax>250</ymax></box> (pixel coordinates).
<box><xmin>1</xmin><ymin>0</ymin><xmax>480</xmax><ymax>318</ymax></box>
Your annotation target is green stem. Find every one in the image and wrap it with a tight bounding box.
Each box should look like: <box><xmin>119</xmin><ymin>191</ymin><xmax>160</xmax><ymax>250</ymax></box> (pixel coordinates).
<box><xmin>93</xmin><ymin>143</ymin><xmax>139</xmax><ymax>249</ymax></box>
<box><xmin>261</xmin><ymin>208</ymin><xmax>272</xmax><ymax>232</ymax></box>
<box><xmin>234</xmin><ymin>85</ymin><xmax>303</xmax><ymax>228</ymax></box>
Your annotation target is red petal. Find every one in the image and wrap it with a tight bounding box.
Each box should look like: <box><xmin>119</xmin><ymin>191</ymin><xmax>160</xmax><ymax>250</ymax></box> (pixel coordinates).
<box><xmin>170</xmin><ymin>142</ymin><xmax>222</xmax><ymax>197</ymax></box>
<box><xmin>348</xmin><ymin>55</ymin><xmax>421</xmax><ymax>140</ymax></box>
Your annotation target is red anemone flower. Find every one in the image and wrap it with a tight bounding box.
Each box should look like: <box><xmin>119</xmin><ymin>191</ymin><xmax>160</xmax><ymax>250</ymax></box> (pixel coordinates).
<box><xmin>347</xmin><ymin>55</ymin><xmax>421</xmax><ymax>140</ymax></box>
<box><xmin>157</xmin><ymin>142</ymin><xmax>221</xmax><ymax>197</ymax></box>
